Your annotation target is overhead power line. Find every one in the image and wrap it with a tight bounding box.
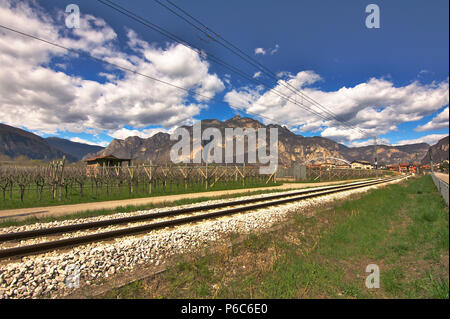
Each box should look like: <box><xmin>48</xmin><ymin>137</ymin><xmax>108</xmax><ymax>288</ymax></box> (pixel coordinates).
<box><xmin>0</xmin><ymin>24</ymin><xmax>291</xmax><ymax>127</ymax></box>
<box><xmin>155</xmin><ymin>0</ymin><xmax>367</xmax><ymax>135</ymax></box>
<box><xmin>96</xmin><ymin>0</ymin><xmax>366</xmax><ymax>135</ymax></box>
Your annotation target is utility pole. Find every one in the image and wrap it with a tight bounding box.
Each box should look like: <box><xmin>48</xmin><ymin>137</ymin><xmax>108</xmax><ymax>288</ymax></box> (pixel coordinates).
<box><xmin>374</xmin><ymin>136</ymin><xmax>378</xmax><ymax>178</ymax></box>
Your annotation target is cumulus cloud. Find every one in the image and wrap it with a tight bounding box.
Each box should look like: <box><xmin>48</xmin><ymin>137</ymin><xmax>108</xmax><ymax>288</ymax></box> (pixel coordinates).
<box><xmin>348</xmin><ymin>138</ymin><xmax>391</xmax><ymax>147</ymax></box>
<box><xmin>254</xmin><ymin>44</ymin><xmax>280</xmax><ymax>56</ymax></box>
<box><xmin>253</xmin><ymin>71</ymin><xmax>262</xmax><ymax>79</ymax></box>
<box><xmin>69</xmin><ymin>137</ymin><xmax>109</xmax><ymax>147</ymax></box>
<box><xmin>225</xmin><ymin>70</ymin><xmax>449</xmax><ymax>143</ymax></box>
<box><xmin>276</xmin><ymin>71</ymin><xmax>293</xmax><ymax>79</ymax></box>
<box><xmin>396</xmin><ymin>134</ymin><xmax>448</xmax><ymax>146</ymax></box>
<box><xmin>254</xmin><ymin>47</ymin><xmax>266</xmax><ymax>55</ymax></box>
<box><xmin>108</xmin><ymin>127</ymin><xmax>173</xmax><ymax>140</ymax></box>
<box><xmin>415</xmin><ymin>106</ymin><xmax>449</xmax><ymax>132</ymax></box>
<box><xmin>0</xmin><ymin>0</ymin><xmax>224</xmax><ymax>135</ymax></box>
<box><xmin>270</xmin><ymin>44</ymin><xmax>280</xmax><ymax>55</ymax></box>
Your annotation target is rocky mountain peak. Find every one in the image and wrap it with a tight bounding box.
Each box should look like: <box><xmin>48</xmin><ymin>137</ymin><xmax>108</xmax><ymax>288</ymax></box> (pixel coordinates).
<box><xmin>88</xmin><ymin>116</ymin><xmax>433</xmax><ymax>165</ymax></box>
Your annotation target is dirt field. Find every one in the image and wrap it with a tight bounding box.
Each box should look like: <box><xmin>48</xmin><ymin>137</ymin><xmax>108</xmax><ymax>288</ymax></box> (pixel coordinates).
<box><xmin>0</xmin><ymin>179</ymin><xmax>368</xmax><ymax>220</ymax></box>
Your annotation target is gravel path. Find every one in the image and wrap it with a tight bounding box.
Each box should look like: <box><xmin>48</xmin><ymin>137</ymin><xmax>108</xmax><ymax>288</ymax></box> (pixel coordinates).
<box><xmin>0</xmin><ymin>177</ymin><xmax>406</xmax><ymax>299</ymax></box>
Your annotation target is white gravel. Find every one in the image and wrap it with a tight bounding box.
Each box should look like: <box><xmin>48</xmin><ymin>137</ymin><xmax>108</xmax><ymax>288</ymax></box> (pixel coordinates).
<box><xmin>0</xmin><ymin>177</ymin><xmax>406</xmax><ymax>299</ymax></box>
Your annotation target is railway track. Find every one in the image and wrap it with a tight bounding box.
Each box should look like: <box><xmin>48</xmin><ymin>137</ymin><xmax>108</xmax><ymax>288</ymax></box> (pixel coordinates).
<box><xmin>0</xmin><ymin>177</ymin><xmax>400</xmax><ymax>260</ymax></box>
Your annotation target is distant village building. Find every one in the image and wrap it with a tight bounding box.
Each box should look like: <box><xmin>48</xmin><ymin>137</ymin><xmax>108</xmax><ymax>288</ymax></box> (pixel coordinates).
<box><xmin>84</xmin><ymin>155</ymin><xmax>131</xmax><ymax>176</ymax></box>
<box><xmin>350</xmin><ymin>160</ymin><xmax>372</xmax><ymax>170</ymax></box>
<box><xmin>409</xmin><ymin>162</ymin><xmax>422</xmax><ymax>174</ymax></box>
<box><xmin>399</xmin><ymin>163</ymin><xmax>410</xmax><ymax>173</ymax></box>
<box><xmin>387</xmin><ymin>164</ymin><xmax>400</xmax><ymax>172</ymax></box>
<box><xmin>387</xmin><ymin>163</ymin><xmax>423</xmax><ymax>174</ymax></box>
<box><xmin>336</xmin><ymin>164</ymin><xmax>351</xmax><ymax>169</ymax></box>
<box><xmin>306</xmin><ymin>163</ymin><xmax>342</xmax><ymax>169</ymax></box>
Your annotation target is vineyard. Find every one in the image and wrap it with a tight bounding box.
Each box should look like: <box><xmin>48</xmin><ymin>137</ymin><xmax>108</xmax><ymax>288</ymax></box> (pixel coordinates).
<box><xmin>0</xmin><ymin>158</ymin><xmax>399</xmax><ymax>210</ymax></box>
<box><xmin>276</xmin><ymin>165</ymin><xmax>396</xmax><ymax>181</ymax></box>
<box><xmin>0</xmin><ymin>160</ymin><xmax>278</xmax><ymax>210</ymax></box>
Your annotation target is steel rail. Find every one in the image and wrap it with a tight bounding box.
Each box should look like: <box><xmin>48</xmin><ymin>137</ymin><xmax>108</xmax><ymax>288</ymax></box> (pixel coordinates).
<box><xmin>0</xmin><ymin>179</ymin><xmax>382</xmax><ymax>242</ymax></box>
<box><xmin>0</xmin><ymin>177</ymin><xmax>399</xmax><ymax>259</ymax></box>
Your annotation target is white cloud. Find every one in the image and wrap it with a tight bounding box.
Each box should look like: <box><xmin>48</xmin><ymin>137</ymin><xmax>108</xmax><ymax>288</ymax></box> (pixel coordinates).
<box><xmin>0</xmin><ymin>0</ymin><xmax>224</xmax><ymax>135</ymax></box>
<box><xmin>254</xmin><ymin>45</ymin><xmax>279</xmax><ymax>56</ymax></box>
<box><xmin>396</xmin><ymin>134</ymin><xmax>448</xmax><ymax>146</ymax></box>
<box><xmin>225</xmin><ymin>70</ymin><xmax>449</xmax><ymax>143</ymax></box>
<box><xmin>415</xmin><ymin>106</ymin><xmax>449</xmax><ymax>132</ymax></box>
<box><xmin>69</xmin><ymin>137</ymin><xmax>108</xmax><ymax>147</ymax></box>
<box><xmin>270</xmin><ymin>44</ymin><xmax>280</xmax><ymax>55</ymax></box>
<box><xmin>276</xmin><ymin>71</ymin><xmax>293</xmax><ymax>79</ymax></box>
<box><xmin>350</xmin><ymin>135</ymin><xmax>447</xmax><ymax>148</ymax></box>
<box><xmin>298</xmin><ymin>120</ymin><xmax>324</xmax><ymax>133</ymax></box>
<box><xmin>254</xmin><ymin>47</ymin><xmax>266</xmax><ymax>55</ymax></box>
<box><xmin>348</xmin><ymin>138</ymin><xmax>390</xmax><ymax>147</ymax></box>
<box><xmin>96</xmin><ymin>141</ymin><xmax>111</xmax><ymax>147</ymax></box>
<box><xmin>224</xmin><ymin>85</ymin><xmax>265</xmax><ymax>112</ymax></box>
<box><xmin>253</xmin><ymin>71</ymin><xmax>262</xmax><ymax>79</ymax></box>
<box><xmin>108</xmin><ymin>127</ymin><xmax>171</xmax><ymax>140</ymax></box>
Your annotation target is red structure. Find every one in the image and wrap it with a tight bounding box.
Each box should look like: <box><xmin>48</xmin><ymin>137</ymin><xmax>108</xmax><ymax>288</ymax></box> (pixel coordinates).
<box><xmin>387</xmin><ymin>164</ymin><xmax>400</xmax><ymax>172</ymax></box>
<box><xmin>409</xmin><ymin>162</ymin><xmax>422</xmax><ymax>173</ymax></box>
<box><xmin>399</xmin><ymin>163</ymin><xmax>410</xmax><ymax>172</ymax></box>
<box><xmin>387</xmin><ymin>163</ymin><xmax>422</xmax><ymax>173</ymax></box>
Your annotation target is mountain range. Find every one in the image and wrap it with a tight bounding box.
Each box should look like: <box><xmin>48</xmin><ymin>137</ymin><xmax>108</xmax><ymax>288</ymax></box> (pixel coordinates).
<box><xmin>89</xmin><ymin>116</ymin><xmax>438</xmax><ymax>165</ymax></box>
<box><xmin>0</xmin><ymin>123</ymin><xmax>102</xmax><ymax>162</ymax></box>
<box><xmin>421</xmin><ymin>135</ymin><xmax>449</xmax><ymax>164</ymax></box>
<box><xmin>1</xmin><ymin>117</ymin><xmax>447</xmax><ymax>165</ymax></box>
<box><xmin>0</xmin><ymin>123</ymin><xmax>77</xmax><ymax>162</ymax></box>
<box><xmin>45</xmin><ymin>137</ymin><xmax>104</xmax><ymax>161</ymax></box>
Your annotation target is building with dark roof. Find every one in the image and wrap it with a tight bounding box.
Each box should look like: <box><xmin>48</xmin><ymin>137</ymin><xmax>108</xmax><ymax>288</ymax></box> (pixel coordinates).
<box><xmin>350</xmin><ymin>160</ymin><xmax>373</xmax><ymax>169</ymax></box>
<box><xmin>84</xmin><ymin>155</ymin><xmax>131</xmax><ymax>176</ymax></box>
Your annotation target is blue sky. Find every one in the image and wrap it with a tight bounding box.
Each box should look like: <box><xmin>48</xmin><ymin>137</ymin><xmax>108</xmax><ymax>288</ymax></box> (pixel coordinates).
<box><xmin>0</xmin><ymin>0</ymin><xmax>448</xmax><ymax>147</ymax></box>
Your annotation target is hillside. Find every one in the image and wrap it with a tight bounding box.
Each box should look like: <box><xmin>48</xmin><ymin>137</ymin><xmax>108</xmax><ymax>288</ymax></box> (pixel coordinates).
<box><xmin>92</xmin><ymin>116</ymin><xmax>429</xmax><ymax>165</ymax></box>
<box><xmin>1</xmin><ymin>118</ymin><xmax>432</xmax><ymax>165</ymax></box>
<box><xmin>422</xmin><ymin>135</ymin><xmax>449</xmax><ymax>164</ymax></box>
<box><xmin>0</xmin><ymin>123</ymin><xmax>77</xmax><ymax>162</ymax></box>
<box><xmin>45</xmin><ymin>137</ymin><xmax>104</xmax><ymax>161</ymax></box>
<box><xmin>344</xmin><ymin>143</ymin><xmax>430</xmax><ymax>165</ymax></box>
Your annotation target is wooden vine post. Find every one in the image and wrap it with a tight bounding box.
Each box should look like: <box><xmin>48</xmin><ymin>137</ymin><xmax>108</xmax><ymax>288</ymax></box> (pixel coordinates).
<box><xmin>58</xmin><ymin>156</ymin><xmax>66</xmax><ymax>201</ymax></box>
<box><xmin>160</xmin><ymin>164</ymin><xmax>170</xmax><ymax>192</ymax></box>
<box><xmin>143</xmin><ymin>161</ymin><xmax>154</xmax><ymax>194</ymax></box>
<box><xmin>178</xmin><ymin>165</ymin><xmax>191</xmax><ymax>191</ymax></box>
<box><xmin>127</xmin><ymin>163</ymin><xmax>135</xmax><ymax>194</ymax></box>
